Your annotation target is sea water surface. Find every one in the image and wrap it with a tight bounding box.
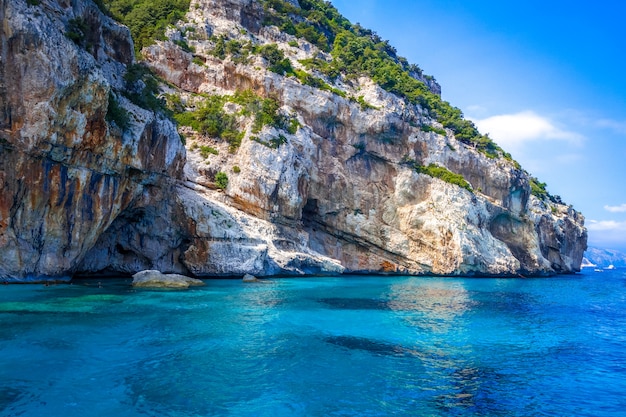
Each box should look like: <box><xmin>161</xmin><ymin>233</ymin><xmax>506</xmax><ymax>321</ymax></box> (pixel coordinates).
<box><xmin>1</xmin><ymin>269</ymin><xmax>625</xmax><ymax>416</ymax></box>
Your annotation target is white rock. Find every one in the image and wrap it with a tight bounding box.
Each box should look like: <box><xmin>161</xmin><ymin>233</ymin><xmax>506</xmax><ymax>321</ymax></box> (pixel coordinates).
<box><xmin>242</xmin><ymin>273</ymin><xmax>258</xmax><ymax>282</ymax></box>
<box><xmin>132</xmin><ymin>270</ymin><xmax>204</xmax><ymax>288</ymax></box>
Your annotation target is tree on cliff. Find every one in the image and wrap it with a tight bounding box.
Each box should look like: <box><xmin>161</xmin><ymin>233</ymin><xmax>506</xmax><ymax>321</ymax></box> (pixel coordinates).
<box><xmin>101</xmin><ymin>0</ymin><xmax>190</xmax><ymax>54</ymax></box>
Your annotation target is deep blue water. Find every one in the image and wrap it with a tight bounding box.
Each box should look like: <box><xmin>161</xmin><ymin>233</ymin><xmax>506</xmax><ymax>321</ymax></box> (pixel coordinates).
<box><xmin>1</xmin><ymin>269</ymin><xmax>625</xmax><ymax>417</ymax></box>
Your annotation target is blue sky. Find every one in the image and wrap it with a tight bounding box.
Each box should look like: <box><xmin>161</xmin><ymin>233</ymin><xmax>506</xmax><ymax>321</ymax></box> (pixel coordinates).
<box><xmin>331</xmin><ymin>0</ymin><xmax>626</xmax><ymax>251</ymax></box>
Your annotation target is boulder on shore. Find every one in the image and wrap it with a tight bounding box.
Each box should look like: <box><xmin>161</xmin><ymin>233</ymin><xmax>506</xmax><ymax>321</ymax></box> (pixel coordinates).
<box><xmin>132</xmin><ymin>270</ymin><xmax>204</xmax><ymax>288</ymax></box>
<box><xmin>242</xmin><ymin>273</ymin><xmax>258</xmax><ymax>283</ymax></box>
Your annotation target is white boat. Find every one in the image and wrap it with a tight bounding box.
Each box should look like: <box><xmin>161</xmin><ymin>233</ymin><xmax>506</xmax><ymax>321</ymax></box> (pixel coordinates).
<box><xmin>605</xmin><ymin>264</ymin><xmax>616</xmax><ymax>270</ymax></box>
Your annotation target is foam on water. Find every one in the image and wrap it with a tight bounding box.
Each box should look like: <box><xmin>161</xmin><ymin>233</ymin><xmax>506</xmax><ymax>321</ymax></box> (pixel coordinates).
<box><xmin>1</xmin><ymin>270</ymin><xmax>625</xmax><ymax>416</ymax></box>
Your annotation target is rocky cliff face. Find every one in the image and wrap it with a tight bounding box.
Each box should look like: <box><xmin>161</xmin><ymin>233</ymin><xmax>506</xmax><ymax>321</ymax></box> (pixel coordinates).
<box><xmin>0</xmin><ymin>0</ymin><xmax>586</xmax><ymax>281</ymax></box>
<box><xmin>0</xmin><ymin>0</ymin><xmax>185</xmax><ymax>280</ymax></box>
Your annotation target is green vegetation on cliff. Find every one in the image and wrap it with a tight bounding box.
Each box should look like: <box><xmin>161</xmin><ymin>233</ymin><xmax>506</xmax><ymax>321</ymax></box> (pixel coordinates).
<box><xmin>66</xmin><ymin>17</ymin><xmax>89</xmax><ymax>46</ymax></box>
<box><xmin>98</xmin><ymin>0</ymin><xmax>554</xmax><ymax>202</ymax></box>
<box><xmin>100</xmin><ymin>0</ymin><xmax>190</xmax><ymax>54</ymax></box>
<box><xmin>171</xmin><ymin>90</ymin><xmax>299</xmax><ymax>152</ymax></box>
<box><xmin>294</xmin><ymin>68</ymin><xmax>346</xmax><ymax>97</ymax></box>
<box><xmin>530</xmin><ymin>177</ymin><xmax>550</xmax><ymax>200</ymax></box>
<box><xmin>208</xmin><ymin>38</ymin><xmax>346</xmax><ymax>98</ymax></box>
<box><xmin>261</xmin><ymin>0</ymin><xmax>508</xmax><ymax>159</ymax></box>
<box><xmin>106</xmin><ymin>92</ymin><xmax>130</xmax><ymax>129</ymax></box>
<box><xmin>215</xmin><ymin>171</ymin><xmax>229</xmax><ymax>189</ymax></box>
<box><xmin>528</xmin><ymin>176</ymin><xmax>562</xmax><ymax>204</ymax></box>
<box><xmin>173</xmin><ymin>95</ymin><xmax>243</xmax><ymax>152</ymax></box>
<box><xmin>199</xmin><ymin>145</ymin><xmax>219</xmax><ymax>158</ymax></box>
<box><xmin>123</xmin><ymin>63</ymin><xmax>167</xmax><ymax>112</ymax></box>
<box><xmin>259</xmin><ymin>43</ymin><xmax>295</xmax><ymax>75</ymax></box>
<box><xmin>413</xmin><ymin>163</ymin><xmax>473</xmax><ymax>192</ymax></box>
<box><xmin>251</xmin><ymin>134</ymin><xmax>288</xmax><ymax>149</ymax></box>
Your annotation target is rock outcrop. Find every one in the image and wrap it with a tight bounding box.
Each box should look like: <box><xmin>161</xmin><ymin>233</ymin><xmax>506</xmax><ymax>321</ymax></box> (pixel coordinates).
<box><xmin>242</xmin><ymin>273</ymin><xmax>259</xmax><ymax>282</ymax></box>
<box><xmin>0</xmin><ymin>0</ymin><xmax>587</xmax><ymax>281</ymax></box>
<box><xmin>132</xmin><ymin>270</ymin><xmax>204</xmax><ymax>288</ymax></box>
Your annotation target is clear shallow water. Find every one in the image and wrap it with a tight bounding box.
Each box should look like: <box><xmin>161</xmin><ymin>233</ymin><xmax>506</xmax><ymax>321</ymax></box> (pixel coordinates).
<box><xmin>1</xmin><ymin>270</ymin><xmax>625</xmax><ymax>417</ymax></box>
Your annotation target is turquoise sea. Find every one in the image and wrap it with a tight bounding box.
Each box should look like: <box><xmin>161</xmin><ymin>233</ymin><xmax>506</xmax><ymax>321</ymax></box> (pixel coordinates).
<box><xmin>1</xmin><ymin>269</ymin><xmax>625</xmax><ymax>416</ymax></box>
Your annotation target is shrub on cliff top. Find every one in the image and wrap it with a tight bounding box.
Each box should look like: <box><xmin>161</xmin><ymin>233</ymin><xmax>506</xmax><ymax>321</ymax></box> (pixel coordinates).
<box><xmin>530</xmin><ymin>177</ymin><xmax>549</xmax><ymax>200</ymax></box>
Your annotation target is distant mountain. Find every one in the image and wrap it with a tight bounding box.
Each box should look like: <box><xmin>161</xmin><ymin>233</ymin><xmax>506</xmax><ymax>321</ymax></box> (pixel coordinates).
<box><xmin>583</xmin><ymin>247</ymin><xmax>626</xmax><ymax>268</ymax></box>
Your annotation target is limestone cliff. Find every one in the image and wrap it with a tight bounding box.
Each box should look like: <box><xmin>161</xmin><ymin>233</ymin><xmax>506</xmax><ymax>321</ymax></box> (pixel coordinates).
<box><xmin>0</xmin><ymin>0</ymin><xmax>586</xmax><ymax>281</ymax></box>
<box><xmin>0</xmin><ymin>0</ymin><xmax>185</xmax><ymax>280</ymax></box>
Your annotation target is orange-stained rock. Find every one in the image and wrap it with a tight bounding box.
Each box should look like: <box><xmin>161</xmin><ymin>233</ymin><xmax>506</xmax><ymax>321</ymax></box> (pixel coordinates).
<box><xmin>0</xmin><ymin>0</ymin><xmax>184</xmax><ymax>280</ymax></box>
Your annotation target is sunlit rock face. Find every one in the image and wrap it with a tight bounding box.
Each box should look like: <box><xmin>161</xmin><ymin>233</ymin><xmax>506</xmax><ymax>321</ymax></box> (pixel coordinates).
<box><xmin>0</xmin><ymin>0</ymin><xmax>586</xmax><ymax>280</ymax></box>
<box><xmin>137</xmin><ymin>0</ymin><xmax>585</xmax><ymax>276</ymax></box>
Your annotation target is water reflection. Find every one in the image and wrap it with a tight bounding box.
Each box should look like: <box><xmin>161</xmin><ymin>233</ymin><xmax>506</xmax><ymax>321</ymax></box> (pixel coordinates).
<box><xmin>385</xmin><ymin>280</ymin><xmax>505</xmax><ymax>414</ymax></box>
<box><xmin>387</xmin><ymin>280</ymin><xmax>475</xmax><ymax>333</ymax></box>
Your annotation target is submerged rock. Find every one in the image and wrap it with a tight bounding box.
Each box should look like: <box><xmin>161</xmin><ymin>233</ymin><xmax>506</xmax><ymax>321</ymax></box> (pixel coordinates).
<box><xmin>132</xmin><ymin>270</ymin><xmax>204</xmax><ymax>289</ymax></box>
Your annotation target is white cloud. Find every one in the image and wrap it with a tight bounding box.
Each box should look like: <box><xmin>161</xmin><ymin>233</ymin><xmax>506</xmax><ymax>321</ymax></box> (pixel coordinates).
<box><xmin>604</xmin><ymin>204</ymin><xmax>626</xmax><ymax>213</ymax></box>
<box><xmin>587</xmin><ymin>220</ymin><xmax>626</xmax><ymax>231</ymax></box>
<box><xmin>471</xmin><ymin>111</ymin><xmax>584</xmax><ymax>148</ymax></box>
<box><xmin>596</xmin><ymin>119</ymin><xmax>626</xmax><ymax>135</ymax></box>
<box><xmin>587</xmin><ymin>220</ymin><xmax>626</xmax><ymax>249</ymax></box>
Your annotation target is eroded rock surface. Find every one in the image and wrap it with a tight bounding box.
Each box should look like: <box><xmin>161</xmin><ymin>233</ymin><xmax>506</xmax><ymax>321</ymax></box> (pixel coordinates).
<box><xmin>0</xmin><ymin>0</ymin><xmax>184</xmax><ymax>280</ymax></box>
<box><xmin>0</xmin><ymin>0</ymin><xmax>586</xmax><ymax>281</ymax></box>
